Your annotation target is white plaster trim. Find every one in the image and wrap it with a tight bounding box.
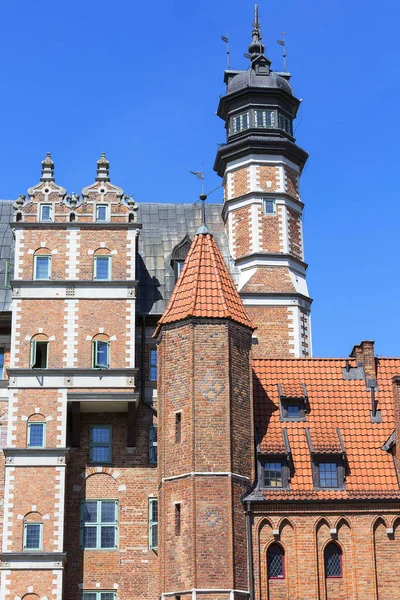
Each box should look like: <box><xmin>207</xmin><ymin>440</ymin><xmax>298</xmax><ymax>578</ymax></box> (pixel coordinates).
<box><xmin>2</xmin><ymin>467</ymin><xmax>15</xmax><ymax>552</ymax></box>
<box><xmin>161</xmin><ymin>590</ymin><xmax>249</xmax><ymax>599</ymax></box>
<box><xmin>250</xmin><ymin>204</ymin><xmax>259</xmax><ymax>253</ymax></box>
<box><xmin>287</xmin><ymin>306</ymin><xmax>300</xmax><ymax>357</ymax></box>
<box><xmin>161</xmin><ymin>471</ymin><xmax>250</xmax><ymax>483</ymax></box>
<box><xmin>7</xmin><ymin>373</ymin><xmax>136</xmax><ymax>389</ymax></box>
<box><xmin>242</xmin><ymin>296</ymin><xmax>311</xmax><ymax>309</ymax></box>
<box><xmin>16</xmin><ymin>285</ymin><xmax>135</xmax><ymax>300</ymax></box>
<box><xmin>63</xmin><ymin>298</ymin><xmax>79</xmax><ymax>368</ymax></box>
<box><xmin>225</xmin><ymin>153</ymin><xmax>300</xmax><ymax>173</ymax></box>
<box><xmin>280</xmin><ymin>204</ymin><xmax>289</xmax><ymax>254</ymax></box>
<box><xmin>66</xmin><ymin>228</ymin><xmax>80</xmax><ymax>279</ymax></box>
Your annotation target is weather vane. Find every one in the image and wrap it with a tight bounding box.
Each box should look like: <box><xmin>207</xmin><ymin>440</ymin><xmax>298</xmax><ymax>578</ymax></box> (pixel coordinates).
<box><xmin>221</xmin><ymin>32</ymin><xmax>230</xmax><ymax>69</ymax></box>
<box><xmin>277</xmin><ymin>32</ymin><xmax>287</xmax><ymax>72</ymax></box>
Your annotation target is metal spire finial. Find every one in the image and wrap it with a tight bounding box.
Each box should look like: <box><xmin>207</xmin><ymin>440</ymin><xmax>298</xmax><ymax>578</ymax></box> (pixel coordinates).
<box><xmin>248</xmin><ymin>3</ymin><xmax>265</xmax><ymax>61</ymax></box>
<box><xmin>96</xmin><ymin>152</ymin><xmax>110</xmax><ymax>182</ymax></box>
<box><xmin>40</xmin><ymin>152</ymin><xmax>55</xmax><ymax>182</ymax></box>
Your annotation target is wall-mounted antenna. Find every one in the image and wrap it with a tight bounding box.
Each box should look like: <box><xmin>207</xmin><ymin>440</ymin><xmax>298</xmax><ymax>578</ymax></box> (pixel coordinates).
<box><xmin>277</xmin><ymin>32</ymin><xmax>287</xmax><ymax>72</ymax></box>
<box><xmin>221</xmin><ymin>32</ymin><xmax>230</xmax><ymax>69</ymax></box>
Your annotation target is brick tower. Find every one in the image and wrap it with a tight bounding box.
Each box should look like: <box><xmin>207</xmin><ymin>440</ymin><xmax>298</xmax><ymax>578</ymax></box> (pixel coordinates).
<box><xmin>156</xmin><ymin>218</ymin><xmax>255</xmax><ymax>599</ymax></box>
<box><xmin>214</xmin><ymin>5</ymin><xmax>312</xmax><ymax>358</ymax></box>
<box><xmin>1</xmin><ymin>154</ymin><xmax>146</xmax><ymax>599</ymax></box>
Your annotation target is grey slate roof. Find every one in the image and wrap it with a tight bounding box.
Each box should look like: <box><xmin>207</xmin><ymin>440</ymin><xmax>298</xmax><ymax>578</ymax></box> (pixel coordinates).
<box><xmin>0</xmin><ymin>199</ymin><xmax>232</xmax><ymax>317</ymax></box>
<box><xmin>136</xmin><ymin>202</ymin><xmax>232</xmax><ymax>315</ymax></box>
<box><xmin>0</xmin><ymin>201</ymin><xmax>14</xmax><ymax>311</ymax></box>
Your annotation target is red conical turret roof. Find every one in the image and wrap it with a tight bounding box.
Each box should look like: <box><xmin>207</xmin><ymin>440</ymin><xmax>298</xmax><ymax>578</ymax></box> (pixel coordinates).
<box><xmin>155</xmin><ymin>230</ymin><xmax>255</xmax><ymax>336</ymax></box>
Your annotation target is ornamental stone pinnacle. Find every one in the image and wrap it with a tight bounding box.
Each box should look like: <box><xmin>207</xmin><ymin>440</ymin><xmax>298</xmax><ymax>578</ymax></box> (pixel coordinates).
<box><xmin>248</xmin><ymin>3</ymin><xmax>265</xmax><ymax>60</ymax></box>
<box><xmin>96</xmin><ymin>151</ymin><xmax>110</xmax><ymax>182</ymax></box>
<box><xmin>40</xmin><ymin>152</ymin><xmax>55</xmax><ymax>182</ymax></box>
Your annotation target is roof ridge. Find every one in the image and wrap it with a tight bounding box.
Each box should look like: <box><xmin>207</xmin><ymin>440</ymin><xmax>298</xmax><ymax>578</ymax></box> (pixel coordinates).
<box><xmin>208</xmin><ymin>234</ymin><xmax>229</xmax><ymax>317</ymax></box>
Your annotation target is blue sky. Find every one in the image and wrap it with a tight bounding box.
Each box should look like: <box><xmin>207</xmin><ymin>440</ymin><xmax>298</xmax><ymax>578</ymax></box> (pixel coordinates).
<box><xmin>1</xmin><ymin>0</ymin><xmax>399</xmax><ymax>357</ymax></box>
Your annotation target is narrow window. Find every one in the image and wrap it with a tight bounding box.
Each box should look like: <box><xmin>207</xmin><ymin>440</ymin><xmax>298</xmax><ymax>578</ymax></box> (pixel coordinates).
<box><xmin>264</xmin><ymin>461</ymin><xmax>283</xmax><ymax>488</ymax></box>
<box><xmin>34</xmin><ymin>256</ymin><xmax>51</xmax><ymax>280</ymax></box>
<box><xmin>149</xmin><ymin>348</ymin><xmax>157</xmax><ymax>381</ymax></box>
<box><xmin>175</xmin><ymin>412</ymin><xmax>182</xmax><ymax>444</ymax></box>
<box><xmin>175</xmin><ymin>260</ymin><xmax>184</xmax><ymax>278</ymax></box>
<box><xmin>0</xmin><ymin>425</ymin><xmax>7</xmax><ymax>448</ymax></box>
<box><xmin>149</xmin><ymin>498</ymin><xmax>158</xmax><ymax>550</ymax></box>
<box><xmin>278</xmin><ymin>113</ymin><xmax>293</xmax><ymax>135</ymax></box>
<box><xmin>90</xmin><ymin>425</ymin><xmax>112</xmax><ymax>464</ymax></box>
<box><xmin>27</xmin><ymin>422</ymin><xmax>46</xmax><ymax>448</ymax></box>
<box><xmin>175</xmin><ymin>503</ymin><xmax>181</xmax><ymax>535</ymax></box>
<box><xmin>92</xmin><ymin>340</ymin><xmax>110</xmax><ymax>369</ymax></box>
<box><xmin>96</xmin><ymin>205</ymin><xmax>108</xmax><ymax>222</ymax></box>
<box><xmin>82</xmin><ymin>592</ymin><xmax>116</xmax><ymax>600</ymax></box>
<box><xmin>149</xmin><ymin>424</ymin><xmax>157</xmax><ymax>464</ymax></box>
<box><xmin>23</xmin><ymin>522</ymin><xmax>42</xmax><ymax>550</ymax></box>
<box><xmin>30</xmin><ymin>340</ymin><xmax>48</xmax><ymax>369</ymax></box>
<box><xmin>232</xmin><ymin>112</ymin><xmax>250</xmax><ymax>134</ymax></box>
<box><xmin>40</xmin><ymin>204</ymin><xmax>53</xmax><ymax>222</ymax></box>
<box><xmin>81</xmin><ymin>500</ymin><xmax>118</xmax><ymax>549</ymax></box>
<box><xmin>319</xmin><ymin>463</ymin><xmax>338</xmax><ymax>488</ymax></box>
<box><xmin>94</xmin><ymin>256</ymin><xmax>111</xmax><ymax>281</ymax></box>
<box><xmin>0</xmin><ymin>348</ymin><xmax>5</xmax><ymax>379</ymax></box>
<box><xmin>325</xmin><ymin>543</ymin><xmax>342</xmax><ymax>578</ymax></box>
<box><xmin>267</xmin><ymin>543</ymin><xmax>285</xmax><ymax>579</ymax></box>
<box><xmin>263</xmin><ymin>199</ymin><xmax>275</xmax><ymax>215</ymax></box>
<box><xmin>254</xmin><ymin>109</ymin><xmax>275</xmax><ymax>128</ymax></box>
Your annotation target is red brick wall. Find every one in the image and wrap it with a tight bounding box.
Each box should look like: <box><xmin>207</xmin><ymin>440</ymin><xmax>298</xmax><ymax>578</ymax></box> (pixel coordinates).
<box><xmin>232</xmin><ymin>206</ymin><xmax>252</xmax><ymax>258</ymax></box>
<box><xmin>246</xmin><ymin>307</ymin><xmax>292</xmax><ymax>358</ymax></box>
<box><xmin>287</xmin><ymin>208</ymin><xmax>302</xmax><ymax>260</ymax></box>
<box><xmin>232</xmin><ymin>167</ymin><xmax>251</xmax><ymax>197</ymax></box>
<box><xmin>261</xmin><ymin>207</ymin><xmax>282</xmax><ymax>254</ymax></box>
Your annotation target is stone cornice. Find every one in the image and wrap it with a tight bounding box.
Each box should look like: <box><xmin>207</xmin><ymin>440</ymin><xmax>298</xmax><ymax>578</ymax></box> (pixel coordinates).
<box><xmin>10</xmin><ymin>222</ymin><xmax>142</xmax><ymax>230</ymax></box>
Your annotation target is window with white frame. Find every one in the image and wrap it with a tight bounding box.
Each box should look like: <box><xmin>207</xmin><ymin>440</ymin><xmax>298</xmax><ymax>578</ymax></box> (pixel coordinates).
<box><xmin>40</xmin><ymin>204</ymin><xmax>53</xmax><ymax>222</ymax></box>
<box><xmin>23</xmin><ymin>522</ymin><xmax>42</xmax><ymax>550</ymax></box>
<box><xmin>149</xmin><ymin>497</ymin><xmax>158</xmax><ymax>550</ymax></box>
<box><xmin>27</xmin><ymin>422</ymin><xmax>46</xmax><ymax>448</ymax></box>
<box><xmin>0</xmin><ymin>425</ymin><xmax>7</xmax><ymax>448</ymax></box>
<box><xmin>232</xmin><ymin>112</ymin><xmax>250</xmax><ymax>134</ymax></box>
<box><xmin>263</xmin><ymin>199</ymin><xmax>276</xmax><ymax>215</ymax></box>
<box><xmin>92</xmin><ymin>339</ymin><xmax>110</xmax><ymax>369</ymax></box>
<box><xmin>254</xmin><ymin>109</ymin><xmax>275</xmax><ymax>128</ymax></box>
<box><xmin>149</xmin><ymin>348</ymin><xmax>157</xmax><ymax>381</ymax></box>
<box><xmin>96</xmin><ymin>205</ymin><xmax>108</xmax><ymax>222</ymax></box>
<box><xmin>80</xmin><ymin>500</ymin><xmax>118</xmax><ymax>549</ymax></box>
<box><xmin>82</xmin><ymin>593</ymin><xmax>116</xmax><ymax>600</ymax></box>
<box><xmin>94</xmin><ymin>256</ymin><xmax>111</xmax><ymax>280</ymax></box>
<box><xmin>278</xmin><ymin>113</ymin><xmax>293</xmax><ymax>135</ymax></box>
<box><xmin>149</xmin><ymin>424</ymin><xmax>157</xmax><ymax>464</ymax></box>
<box><xmin>90</xmin><ymin>425</ymin><xmax>112</xmax><ymax>464</ymax></box>
<box><xmin>34</xmin><ymin>255</ymin><xmax>51</xmax><ymax>280</ymax></box>
<box><xmin>30</xmin><ymin>339</ymin><xmax>49</xmax><ymax>369</ymax></box>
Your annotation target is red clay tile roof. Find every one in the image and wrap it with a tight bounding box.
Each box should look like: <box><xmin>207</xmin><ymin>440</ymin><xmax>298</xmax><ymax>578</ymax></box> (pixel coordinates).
<box><xmin>279</xmin><ymin>382</ymin><xmax>305</xmax><ymax>398</ymax></box>
<box><xmin>155</xmin><ymin>231</ymin><xmax>255</xmax><ymax>334</ymax></box>
<box><xmin>253</xmin><ymin>357</ymin><xmax>400</xmax><ymax>500</ymax></box>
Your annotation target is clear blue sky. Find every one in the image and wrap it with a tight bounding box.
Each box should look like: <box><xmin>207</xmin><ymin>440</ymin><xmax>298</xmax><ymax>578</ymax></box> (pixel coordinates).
<box><xmin>1</xmin><ymin>0</ymin><xmax>399</xmax><ymax>357</ymax></box>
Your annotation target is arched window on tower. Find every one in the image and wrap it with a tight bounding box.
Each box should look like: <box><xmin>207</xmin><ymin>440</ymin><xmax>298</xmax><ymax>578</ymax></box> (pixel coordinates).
<box><xmin>267</xmin><ymin>543</ymin><xmax>285</xmax><ymax>579</ymax></box>
<box><xmin>30</xmin><ymin>334</ymin><xmax>49</xmax><ymax>369</ymax></box>
<box><xmin>92</xmin><ymin>334</ymin><xmax>110</xmax><ymax>369</ymax></box>
<box><xmin>324</xmin><ymin>542</ymin><xmax>342</xmax><ymax>578</ymax></box>
<box><xmin>170</xmin><ymin>235</ymin><xmax>192</xmax><ymax>282</ymax></box>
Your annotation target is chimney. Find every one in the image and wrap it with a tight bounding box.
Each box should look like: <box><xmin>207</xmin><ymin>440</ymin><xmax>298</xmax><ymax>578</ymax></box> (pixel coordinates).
<box><xmin>350</xmin><ymin>340</ymin><xmax>376</xmax><ymax>381</ymax></box>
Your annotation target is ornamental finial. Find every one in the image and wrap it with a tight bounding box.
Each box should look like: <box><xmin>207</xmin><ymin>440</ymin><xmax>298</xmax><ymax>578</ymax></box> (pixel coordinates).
<box><xmin>40</xmin><ymin>152</ymin><xmax>55</xmax><ymax>182</ymax></box>
<box><xmin>96</xmin><ymin>152</ymin><xmax>110</xmax><ymax>182</ymax></box>
<box><xmin>248</xmin><ymin>4</ymin><xmax>265</xmax><ymax>61</ymax></box>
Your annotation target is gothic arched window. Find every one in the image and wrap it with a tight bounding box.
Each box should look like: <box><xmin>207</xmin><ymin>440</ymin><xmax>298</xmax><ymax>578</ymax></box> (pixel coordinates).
<box><xmin>324</xmin><ymin>542</ymin><xmax>342</xmax><ymax>578</ymax></box>
<box><xmin>267</xmin><ymin>543</ymin><xmax>285</xmax><ymax>579</ymax></box>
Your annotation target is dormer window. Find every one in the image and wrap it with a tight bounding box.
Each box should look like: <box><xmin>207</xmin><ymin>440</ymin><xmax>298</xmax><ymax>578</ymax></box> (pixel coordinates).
<box><xmin>255</xmin><ymin>109</ymin><xmax>275</xmax><ymax>128</ymax></box>
<box><xmin>232</xmin><ymin>112</ymin><xmax>250</xmax><ymax>134</ymax></box>
<box><xmin>306</xmin><ymin>428</ymin><xmax>346</xmax><ymax>490</ymax></box>
<box><xmin>171</xmin><ymin>235</ymin><xmax>192</xmax><ymax>282</ymax></box>
<box><xmin>96</xmin><ymin>205</ymin><xmax>108</xmax><ymax>222</ymax></box>
<box><xmin>40</xmin><ymin>204</ymin><xmax>53</xmax><ymax>222</ymax></box>
<box><xmin>278</xmin><ymin>383</ymin><xmax>308</xmax><ymax>421</ymax></box>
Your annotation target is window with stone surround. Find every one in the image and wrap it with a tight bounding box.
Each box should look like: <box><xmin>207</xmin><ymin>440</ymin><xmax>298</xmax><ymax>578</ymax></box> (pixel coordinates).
<box><xmin>263</xmin><ymin>199</ymin><xmax>276</xmax><ymax>215</ymax></box>
<box><xmin>39</xmin><ymin>204</ymin><xmax>53</xmax><ymax>222</ymax></box>
<box><xmin>34</xmin><ymin>254</ymin><xmax>51</xmax><ymax>280</ymax></box>
<box><xmin>89</xmin><ymin>425</ymin><xmax>112</xmax><ymax>464</ymax></box>
<box><xmin>82</xmin><ymin>592</ymin><xmax>116</xmax><ymax>600</ymax></box>
<box><xmin>267</xmin><ymin>543</ymin><xmax>285</xmax><ymax>579</ymax></box>
<box><xmin>149</xmin><ymin>497</ymin><xmax>158</xmax><ymax>551</ymax></box>
<box><xmin>149</xmin><ymin>347</ymin><xmax>157</xmax><ymax>381</ymax></box>
<box><xmin>30</xmin><ymin>335</ymin><xmax>49</xmax><ymax>369</ymax></box>
<box><xmin>278</xmin><ymin>112</ymin><xmax>293</xmax><ymax>136</ymax></box>
<box><xmin>231</xmin><ymin>111</ymin><xmax>250</xmax><ymax>134</ymax></box>
<box><xmin>324</xmin><ymin>543</ymin><xmax>342</xmax><ymax>578</ymax></box>
<box><xmin>92</xmin><ymin>334</ymin><xmax>110</xmax><ymax>369</ymax></box>
<box><xmin>27</xmin><ymin>421</ymin><xmax>46</xmax><ymax>448</ymax></box>
<box><xmin>255</xmin><ymin>109</ymin><xmax>275</xmax><ymax>128</ymax></box>
<box><xmin>94</xmin><ymin>255</ymin><xmax>111</xmax><ymax>281</ymax></box>
<box><xmin>96</xmin><ymin>205</ymin><xmax>109</xmax><ymax>222</ymax></box>
<box><xmin>80</xmin><ymin>500</ymin><xmax>118</xmax><ymax>550</ymax></box>
<box><xmin>23</xmin><ymin>522</ymin><xmax>43</xmax><ymax>550</ymax></box>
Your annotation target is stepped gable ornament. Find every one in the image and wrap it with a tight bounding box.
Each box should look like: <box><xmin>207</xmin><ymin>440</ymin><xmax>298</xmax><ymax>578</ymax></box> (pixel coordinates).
<box><xmin>81</xmin><ymin>152</ymin><xmax>124</xmax><ymax>200</ymax></box>
<box><xmin>26</xmin><ymin>152</ymin><xmax>66</xmax><ymax>202</ymax></box>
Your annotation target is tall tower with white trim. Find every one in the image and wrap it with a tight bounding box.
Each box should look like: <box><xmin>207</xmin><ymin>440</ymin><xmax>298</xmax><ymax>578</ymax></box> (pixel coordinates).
<box><xmin>214</xmin><ymin>5</ymin><xmax>312</xmax><ymax>358</ymax></box>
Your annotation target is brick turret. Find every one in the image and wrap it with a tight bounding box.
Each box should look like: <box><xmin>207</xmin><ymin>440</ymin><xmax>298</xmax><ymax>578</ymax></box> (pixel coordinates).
<box><xmin>214</xmin><ymin>6</ymin><xmax>312</xmax><ymax>358</ymax></box>
<box><xmin>156</xmin><ymin>225</ymin><xmax>254</xmax><ymax>599</ymax></box>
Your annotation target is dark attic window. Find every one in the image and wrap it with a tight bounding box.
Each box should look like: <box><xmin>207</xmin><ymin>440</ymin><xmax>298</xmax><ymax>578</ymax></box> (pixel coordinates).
<box><xmin>170</xmin><ymin>235</ymin><xmax>192</xmax><ymax>282</ymax></box>
<box><xmin>262</xmin><ymin>459</ymin><xmax>290</xmax><ymax>488</ymax></box>
<box><xmin>278</xmin><ymin>383</ymin><xmax>308</xmax><ymax>422</ymax></box>
<box><xmin>306</xmin><ymin>428</ymin><xmax>346</xmax><ymax>490</ymax></box>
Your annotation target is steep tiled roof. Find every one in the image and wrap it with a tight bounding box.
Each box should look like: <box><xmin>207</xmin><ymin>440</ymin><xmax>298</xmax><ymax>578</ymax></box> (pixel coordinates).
<box><xmin>155</xmin><ymin>230</ymin><xmax>254</xmax><ymax>333</ymax></box>
<box><xmin>253</xmin><ymin>358</ymin><xmax>400</xmax><ymax>501</ymax></box>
